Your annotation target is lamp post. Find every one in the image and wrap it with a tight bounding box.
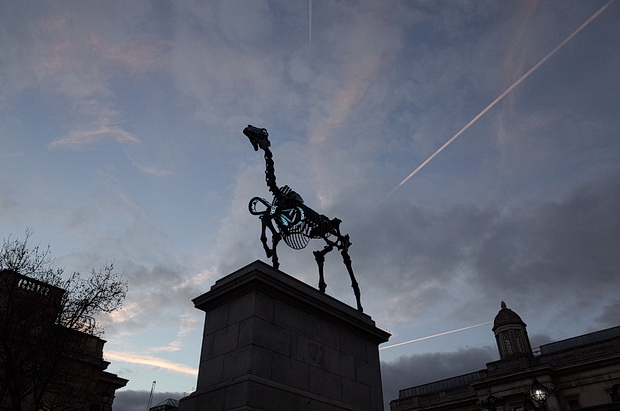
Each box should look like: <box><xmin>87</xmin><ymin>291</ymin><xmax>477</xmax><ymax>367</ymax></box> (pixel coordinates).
<box><xmin>528</xmin><ymin>379</ymin><xmax>553</xmax><ymax>410</ymax></box>
<box><xmin>479</xmin><ymin>394</ymin><xmax>503</xmax><ymax>411</ymax></box>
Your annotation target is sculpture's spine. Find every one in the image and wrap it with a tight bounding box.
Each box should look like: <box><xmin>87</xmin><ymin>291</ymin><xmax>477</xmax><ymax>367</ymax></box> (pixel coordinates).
<box><xmin>264</xmin><ymin>149</ymin><xmax>280</xmax><ymax>197</ymax></box>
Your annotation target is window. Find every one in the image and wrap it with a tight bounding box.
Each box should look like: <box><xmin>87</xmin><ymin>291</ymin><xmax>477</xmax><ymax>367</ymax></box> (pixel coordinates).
<box><xmin>565</xmin><ymin>395</ymin><xmax>581</xmax><ymax>409</ymax></box>
<box><xmin>514</xmin><ymin>330</ymin><xmax>524</xmax><ymax>352</ymax></box>
<box><xmin>503</xmin><ymin>331</ymin><xmax>513</xmax><ymax>354</ymax></box>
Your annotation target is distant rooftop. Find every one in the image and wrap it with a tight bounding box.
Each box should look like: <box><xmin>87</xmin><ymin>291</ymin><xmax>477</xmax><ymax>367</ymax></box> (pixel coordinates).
<box><xmin>398</xmin><ymin>370</ymin><xmax>486</xmax><ymax>399</ymax></box>
<box><xmin>149</xmin><ymin>398</ymin><xmax>179</xmax><ymax>410</ymax></box>
<box><xmin>154</xmin><ymin>398</ymin><xmax>179</xmax><ymax>407</ymax></box>
<box><xmin>397</xmin><ymin>325</ymin><xmax>620</xmax><ymax>400</ymax></box>
<box><xmin>539</xmin><ymin>325</ymin><xmax>620</xmax><ymax>355</ymax></box>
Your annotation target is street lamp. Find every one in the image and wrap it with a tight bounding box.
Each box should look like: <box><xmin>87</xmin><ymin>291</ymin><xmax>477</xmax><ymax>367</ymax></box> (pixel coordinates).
<box><xmin>528</xmin><ymin>379</ymin><xmax>553</xmax><ymax>409</ymax></box>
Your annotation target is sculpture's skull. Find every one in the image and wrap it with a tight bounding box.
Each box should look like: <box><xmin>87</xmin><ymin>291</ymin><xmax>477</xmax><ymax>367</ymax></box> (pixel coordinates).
<box><xmin>243</xmin><ymin>125</ymin><xmax>270</xmax><ymax>151</ymax></box>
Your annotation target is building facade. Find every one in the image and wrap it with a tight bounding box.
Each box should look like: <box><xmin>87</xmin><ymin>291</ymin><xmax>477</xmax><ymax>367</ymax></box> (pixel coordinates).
<box><xmin>0</xmin><ymin>269</ymin><xmax>127</xmax><ymax>410</ymax></box>
<box><xmin>390</xmin><ymin>302</ymin><xmax>620</xmax><ymax>411</ymax></box>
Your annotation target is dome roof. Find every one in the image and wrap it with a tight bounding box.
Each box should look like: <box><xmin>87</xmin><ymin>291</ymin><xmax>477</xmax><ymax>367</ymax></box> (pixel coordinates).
<box><xmin>493</xmin><ymin>301</ymin><xmax>526</xmax><ymax>331</ymax></box>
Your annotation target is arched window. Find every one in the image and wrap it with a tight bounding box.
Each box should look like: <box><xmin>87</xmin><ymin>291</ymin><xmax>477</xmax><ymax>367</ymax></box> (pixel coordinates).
<box><xmin>514</xmin><ymin>330</ymin><xmax>524</xmax><ymax>352</ymax></box>
<box><xmin>503</xmin><ymin>331</ymin><xmax>513</xmax><ymax>354</ymax></box>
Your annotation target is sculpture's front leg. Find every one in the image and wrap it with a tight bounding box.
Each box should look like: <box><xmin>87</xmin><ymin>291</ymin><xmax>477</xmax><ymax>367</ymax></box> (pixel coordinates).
<box><xmin>271</xmin><ymin>230</ymin><xmax>281</xmax><ymax>269</ymax></box>
<box><xmin>260</xmin><ymin>218</ymin><xmax>281</xmax><ymax>269</ymax></box>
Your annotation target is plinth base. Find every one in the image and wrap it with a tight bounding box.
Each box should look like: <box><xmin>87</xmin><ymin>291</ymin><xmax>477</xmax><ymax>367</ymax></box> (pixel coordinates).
<box><xmin>179</xmin><ymin>260</ymin><xmax>390</xmax><ymax>411</ymax></box>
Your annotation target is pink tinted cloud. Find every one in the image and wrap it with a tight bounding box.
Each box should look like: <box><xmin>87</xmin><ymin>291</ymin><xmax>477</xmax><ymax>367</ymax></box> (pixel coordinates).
<box><xmin>49</xmin><ymin>122</ymin><xmax>140</xmax><ymax>149</ymax></box>
<box><xmin>104</xmin><ymin>351</ymin><xmax>198</xmax><ymax>376</ymax></box>
<box><xmin>90</xmin><ymin>34</ymin><xmax>170</xmax><ymax>75</ymax></box>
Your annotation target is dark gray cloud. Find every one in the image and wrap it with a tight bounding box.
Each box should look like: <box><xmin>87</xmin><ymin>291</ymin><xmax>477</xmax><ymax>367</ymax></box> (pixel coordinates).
<box><xmin>596</xmin><ymin>300</ymin><xmax>620</xmax><ymax>329</ymax></box>
<box><xmin>472</xmin><ymin>173</ymin><xmax>620</xmax><ymax>312</ymax></box>
<box><xmin>338</xmin><ymin>172</ymin><xmax>620</xmax><ymax>329</ymax></box>
<box><xmin>529</xmin><ymin>333</ymin><xmax>554</xmax><ymax>349</ymax></box>
<box><xmin>381</xmin><ymin>346</ymin><xmax>497</xmax><ymax>409</ymax></box>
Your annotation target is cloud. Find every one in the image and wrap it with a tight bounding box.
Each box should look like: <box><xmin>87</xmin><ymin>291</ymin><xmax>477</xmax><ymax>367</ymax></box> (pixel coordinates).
<box><xmin>107</xmin><ymin>302</ymin><xmax>142</xmax><ymax>324</ymax></box>
<box><xmin>472</xmin><ymin>174</ymin><xmax>620</xmax><ymax>303</ymax></box>
<box><xmin>127</xmin><ymin>161</ymin><xmax>172</xmax><ymax>177</ymax></box>
<box><xmin>0</xmin><ymin>1</ymin><xmax>165</xmax><ymax>98</ymax></box>
<box><xmin>48</xmin><ymin>122</ymin><xmax>140</xmax><ymax>149</ymax></box>
<box><xmin>104</xmin><ymin>351</ymin><xmax>198</xmax><ymax>377</ymax></box>
<box><xmin>597</xmin><ymin>300</ymin><xmax>620</xmax><ymax>328</ymax></box>
<box><xmin>308</xmin><ymin>5</ymin><xmax>403</xmax><ymax>145</ymax></box>
<box><xmin>144</xmin><ymin>314</ymin><xmax>201</xmax><ymax>354</ymax></box>
<box><xmin>169</xmin><ymin>1</ymin><xmax>303</xmax><ymax>127</ymax></box>
<box><xmin>89</xmin><ymin>34</ymin><xmax>169</xmax><ymax>75</ymax></box>
<box><xmin>147</xmin><ymin>341</ymin><xmax>183</xmax><ymax>353</ymax></box>
<box><xmin>46</xmin><ymin>102</ymin><xmax>173</xmax><ymax>176</ymax></box>
<box><xmin>299</xmin><ymin>171</ymin><xmax>620</xmax><ymax>331</ymax></box>
<box><xmin>381</xmin><ymin>346</ymin><xmax>497</xmax><ymax>408</ymax></box>
<box><xmin>101</xmin><ymin>263</ymin><xmax>203</xmax><ymax>329</ymax></box>
<box><xmin>2</xmin><ymin>0</ymin><xmax>618</xmax><ymax>400</ymax></box>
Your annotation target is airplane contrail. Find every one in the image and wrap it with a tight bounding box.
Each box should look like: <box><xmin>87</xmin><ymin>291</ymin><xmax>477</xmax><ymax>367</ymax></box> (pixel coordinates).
<box><xmin>382</xmin><ymin>0</ymin><xmax>616</xmax><ymax>202</ymax></box>
<box><xmin>308</xmin><ymin>0</ymin><xmax>312</xmax><ymax>67</ymax></box>
<box><xmin>379</xmin><ymin>321</ymin><xmax>493</xmax><ymax>351</ymax></box>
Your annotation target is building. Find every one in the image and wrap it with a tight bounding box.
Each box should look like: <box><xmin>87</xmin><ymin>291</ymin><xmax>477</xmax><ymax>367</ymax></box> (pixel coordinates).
<box><xmin>390</xmin><ymin>302</ymin><xmax>620</xmax><ymax>411</ymax></box>
<box><xmin>150</xmin><ymin>398</ymin><xmax>180</xmax><ymax>411</ymax></box>
<box><xmin>0</xmin><ymin>269</ymin><xmax>127</xmax><ymax>410</ymax></box>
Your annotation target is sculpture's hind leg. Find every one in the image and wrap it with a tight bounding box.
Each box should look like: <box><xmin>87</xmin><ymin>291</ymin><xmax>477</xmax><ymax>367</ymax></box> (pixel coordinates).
<box><xmin>313</xmin><ymin>243</ymin><xmax>333</xmax><ymax>293</ymax></box>
<box><xmin>339</xmin><ymin>235</ymin><xmax>363</xmax><ymax>312</ymax></box>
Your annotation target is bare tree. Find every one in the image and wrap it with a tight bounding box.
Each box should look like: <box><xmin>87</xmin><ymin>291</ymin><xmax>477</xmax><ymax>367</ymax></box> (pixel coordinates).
<box><xmin>0</xmin><ymin>229</ymin><xmax>128</xmax><ymax>410</ymax></box>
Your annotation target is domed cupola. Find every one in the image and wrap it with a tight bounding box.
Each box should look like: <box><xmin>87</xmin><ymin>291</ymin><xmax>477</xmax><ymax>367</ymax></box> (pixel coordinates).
<box><xmin>493</xmin><ymin>301</ymin><xmax>533</xmax><ymax>359</ymax></box>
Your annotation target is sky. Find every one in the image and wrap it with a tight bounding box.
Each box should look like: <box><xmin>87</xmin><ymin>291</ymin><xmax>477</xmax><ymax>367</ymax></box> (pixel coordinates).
<box><xmin>1</xmin><ymin>0</ymin><xmax>619</xmax><ymax>410</ymax></box>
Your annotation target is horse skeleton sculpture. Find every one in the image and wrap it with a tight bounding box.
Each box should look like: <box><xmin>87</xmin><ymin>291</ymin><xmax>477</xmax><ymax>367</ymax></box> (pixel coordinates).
<box><xmin>243</xmin><ymin>125</ymin><xmax>363</xmax><ymax>312</ymax></box>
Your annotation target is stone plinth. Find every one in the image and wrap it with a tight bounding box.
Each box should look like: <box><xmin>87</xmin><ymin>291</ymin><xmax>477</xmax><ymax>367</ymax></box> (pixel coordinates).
<box><xmin>179</xmin><ymin>260</ymin><xmax>390</xmax><ymax>411</ymax></box>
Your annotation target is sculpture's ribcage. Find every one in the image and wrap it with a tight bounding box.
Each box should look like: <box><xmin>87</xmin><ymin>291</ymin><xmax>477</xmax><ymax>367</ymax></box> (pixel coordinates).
<box><xmin>281</xmin><ymin>204</ymin><xmax>332</xmax><ymax>250</ymax></box>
